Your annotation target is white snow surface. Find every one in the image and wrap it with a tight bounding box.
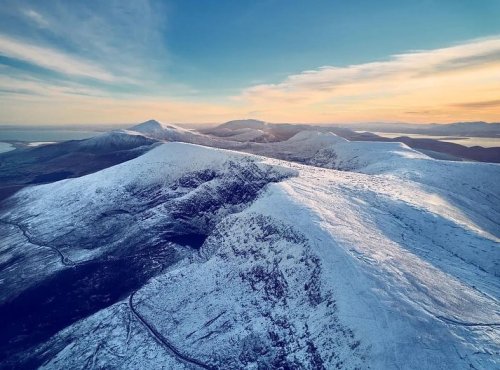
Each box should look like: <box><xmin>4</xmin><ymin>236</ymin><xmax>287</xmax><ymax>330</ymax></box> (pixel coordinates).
<box><xmin>0</xmin><ymin>142</ymin><xmax>15</xmax><ymax>153</ymax></box>
<box><xmin>1</xmin><ymin>137</ymin><xmax>499</xmax><ymax>368</ymax></box>
<box><xmin>26</xmin><ymin>141</ymin><xmax>56</xmax><ymax>147</ymax></box>
<box><xmin>128</xmin><ymin>119</ymin><xmax>201</xmax><ymax>142</ymax></box>
<box><xmin>219</xmin><ymin>127</ymin><xmax>268</xmax><ymax>142</ymax></box>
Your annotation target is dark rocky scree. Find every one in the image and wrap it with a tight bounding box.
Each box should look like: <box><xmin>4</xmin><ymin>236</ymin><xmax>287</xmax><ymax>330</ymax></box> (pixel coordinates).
<box><xmin>191</xmin><ymin>214</ymin><xmax>365</xmax><ymax>369</ymax></box>
<box><xmin>308</xmin><ymin>147</ymin><xmax>361</xmax><ymax>171</ymax></box>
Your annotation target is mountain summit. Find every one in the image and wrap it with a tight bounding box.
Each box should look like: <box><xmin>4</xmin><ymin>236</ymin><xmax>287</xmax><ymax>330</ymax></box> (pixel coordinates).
<box><xmin>130</xmin><ymin>119</ymin><xmax>169</xmax><ymax>133</ymax></box>
<box><xmin>218</xmin><ymin>119</ymin><xmax>268</xmax><ymax>130</ymax></box>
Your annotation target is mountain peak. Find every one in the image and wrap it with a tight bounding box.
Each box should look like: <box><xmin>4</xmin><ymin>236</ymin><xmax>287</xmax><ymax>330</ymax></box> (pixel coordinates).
<box><xmin>129</xmin><ymin>119</ymin><xmax>164</xmax><ymax>133</ymax></box>
<box><xmin>218</xmin><ymin>119</ymin><xmax>267</xmax><ymax>130</ymax></box>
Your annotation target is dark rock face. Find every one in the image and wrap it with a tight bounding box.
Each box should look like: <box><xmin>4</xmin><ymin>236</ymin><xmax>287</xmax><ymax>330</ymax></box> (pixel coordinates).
<box><xmin>179</xmin><ymin>214</ymin><xmax>365</xmax><ymax>369</ymax></box>
<box><xmin>170</xmin><ymin>160</ymin><xmax>288</xmax><ymax>232</ymax></box>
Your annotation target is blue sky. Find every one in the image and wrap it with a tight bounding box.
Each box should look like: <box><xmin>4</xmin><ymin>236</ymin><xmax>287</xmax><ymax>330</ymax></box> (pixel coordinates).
<box><xmin>165</xmin><ymin>0</ymin><xmax>500</xmax><ymax>91</ymax></box>
<box><xmin>0</xmin><ymin>0</ymin><xmax>499</xmax><ymax>124</ymax></box>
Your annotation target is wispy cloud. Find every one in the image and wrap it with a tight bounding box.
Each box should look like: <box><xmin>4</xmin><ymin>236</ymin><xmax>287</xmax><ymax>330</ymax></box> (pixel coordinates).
<box><xmin>0</xmin><ymin>1</ymin><xmax>171</xmax><ymax>93</ymax></box>
<box><xmin>0</xmin><ymin>34</ymin><xmax>122</xmax><ymax>82</ymax></box>
<box><xmin>237</xmin><ymin>37</ymin><xmax>500</xmax><ymax>123</ymax></box>
<box><xmin>0</xmin><ymin>91</ymin><xmax>242</xmax><ymax>125</ymax></box>
<box><xmin>0</xmin><ymin>73</ymin><xmax>112</xmax><ymax>98</ymax></box>
<box><xmin>1</xmin><ymin>0</ymin><xmax>499</xmax><ymax>125</ymax></box>
<box><xmin>451</xmin><ymin>99</ymin><xmax>500</xmax><ymax>109</ymax></box>
<box><xmin>22</xmin><ymin>8</ymin><xmax>49</xmax><ymax>29</ymax></box>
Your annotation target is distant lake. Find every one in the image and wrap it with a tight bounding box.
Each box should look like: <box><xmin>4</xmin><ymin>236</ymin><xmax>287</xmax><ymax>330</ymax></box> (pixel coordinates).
<box><xmin>357</xmin><ymin>131</ymin><xmax>500</xmax><ymax>148</ymax></box>
<box><xmin>0</xmin><ymin>129</ymin><xmax>100</xmax><ymax>142</ymax></box>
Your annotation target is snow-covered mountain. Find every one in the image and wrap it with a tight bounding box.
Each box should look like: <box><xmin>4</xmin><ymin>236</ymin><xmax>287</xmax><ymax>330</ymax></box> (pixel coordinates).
<box><xmin>348</xmin><ymin>121</ymin><xmax>500</xmax><ymax>138</ymax></box>
<box><xmin>203</xmin><ymin>119</ymin><xmax>500</xmax><ymax>162</ymax></box>
<box><xmin>76</xmin><ymin>129</ymin><xmax>157</xmax><ymax>151</ymax></box>
<box><xmin>217</xmin><ymin>119</ymin><xmax>269</xmax><ymax>130</ymax></box>
<box><xmin>0</xmin><ymin>132</ymin><xmax>498</xmax><ymax>368</ymax></box>
<box><xmin>3</xmin><ymin>118</ymin><xmax>492</xmax><ymax>201</ymax></box>
<box><xmin>0</xmin><ymin>120</ymin><xmax>244</xmax><ymax>199</ymax></box>
<box><xmin>128</xmin><ymin>119</ymin><xmax>199</xmax><ymax>141</ymax></box>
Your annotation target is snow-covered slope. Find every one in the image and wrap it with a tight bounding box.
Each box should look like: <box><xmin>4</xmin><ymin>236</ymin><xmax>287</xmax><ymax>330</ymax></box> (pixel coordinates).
<box><xmin>204</xmin><ymin>119</ymin><xmax>281</xmax><ymax>142</ymax></box>
<box><xmin>217</xmin><ymin>119</ymin><xmax>268</xmax><ymax>130</ymax></box>
<box><xmin>0</xmin><ymin>143</ymin><xmax>292</xmax><ymax>303</ymax></box>
<box><xmin>219</xmin><ymin>127</ymin><xmax>269</xmax><ymax>142</ymax></box>
<box><xmin>129</xmin><ymin>119</ymin><xmax>196</xmax><ymax>141</ymax></box>
<box><xmin>123</xmin><ymin>119</ymin><xmax>247</xmax><ymax>151</ymax></box>
<box><xmin>243</xmin><ymin>131</ymin><xmax>500</xmax><ymax>238</ymax></box>
<box><xmin>76</xmin><ymin>129</ymin><xmax>157</xmax><ymax>151</ymax></box>
<box><xmin>0</xmin><ymin>140</ymin><xmax>498</xmax><ymax>369</ymax></box>
<box><xmin>239</xmin><ymin>130</ymin><xmax>421</xmax><ymax>166</ymax></box>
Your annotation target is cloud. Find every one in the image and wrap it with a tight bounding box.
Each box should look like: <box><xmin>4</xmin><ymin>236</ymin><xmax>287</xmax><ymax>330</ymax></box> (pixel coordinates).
<box><xmin>0</xmin><ymin>1</ymin><xmax>171</xmax><ymax>91</ymax></box>
<box><xmin>0</xmin><ymin>34</ymin><xmax>122</xmax><ymax>82</ymax></box>
<box><xmin>451</xmin><ymin>99</ymin><xmax>500</xmax><ymax>109</ymax></box>
<box><xmin>242</xmin><ymin>37</ymin><xmax>500</xmax><ymax>99</ymax></box>
<box><xmin>237</xmin><ymin>37</ymin><xmax>500</xmax><ymax>123</ymax></box>
<box><xmin>0</xmin><ymin>91</ymin><xmax>243</xmax><ymax>125</ymax></box>
<box><xmin>20</xmin><ymin>1</ymin><xmax>169</xmax><ymax>81</ymax></box>
<box><xmin>1</xmin><ymin>4</ymin><xmax>500</xmax><ymax>126</ymax></box>
<box><xmin>0</xmin><ymin>74</ymin><xmax>112</xmax><ymax>98</ymax></box>
<box><xmin>22</xmin><ymin>9</ymin><xmax>49</xmax><ymax>28</ymax></box>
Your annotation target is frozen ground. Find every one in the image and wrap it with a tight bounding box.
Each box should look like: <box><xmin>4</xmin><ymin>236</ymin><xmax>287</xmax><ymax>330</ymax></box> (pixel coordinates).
<box><xmin>0</xmin><ymin>124</ymin><xmax>498</xmax><ymax>369</ymax></box>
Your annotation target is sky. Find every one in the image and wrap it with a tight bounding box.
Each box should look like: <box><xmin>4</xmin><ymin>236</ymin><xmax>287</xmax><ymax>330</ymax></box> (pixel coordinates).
<box><xmin>0</xmin><ymin>0</ymin><xmax>499</xmax><ymax>125</ymax></box>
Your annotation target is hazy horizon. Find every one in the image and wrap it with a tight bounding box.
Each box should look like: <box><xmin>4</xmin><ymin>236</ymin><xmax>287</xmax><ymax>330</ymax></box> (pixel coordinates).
<box><xmin>1</xmin><ymin>119</ymin><xmax>500</xmax><ymax>130</ymax></box>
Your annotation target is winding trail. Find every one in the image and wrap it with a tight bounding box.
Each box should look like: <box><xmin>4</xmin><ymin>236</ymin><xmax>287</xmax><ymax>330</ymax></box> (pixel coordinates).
<box><xmin>0</xmin><ymin>218</ymin><xmax>76</xmax><ymax>266</ymax></box>
<box><xmin>128</xmin><ymin>291</ymin><xmax>214</xmax><ymax>370</ymax></box>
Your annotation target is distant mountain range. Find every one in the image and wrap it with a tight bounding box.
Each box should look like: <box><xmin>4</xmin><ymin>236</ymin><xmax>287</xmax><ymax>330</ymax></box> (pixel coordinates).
<box><xmin>337</xmin><ymin>121</ymin><xmax>500</xmax><ymax>137</ymax></box>
<box><xmin>202</xmin><ymin>119</ymin><xmax>500</xmax><ymax>162</ymax></box>
<box><xmin>1</xmin><ymin>120</ymin><xmax>498</xmax><ymax>204</ymax></box>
